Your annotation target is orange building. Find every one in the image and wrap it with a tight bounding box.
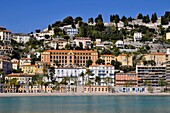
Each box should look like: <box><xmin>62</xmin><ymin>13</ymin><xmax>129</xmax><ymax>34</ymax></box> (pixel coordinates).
<box><xmin>41</xmin><ymin>50</ymin><xmax>98</xmax><ymax>67</ymax></box>
<box><xmin>115</xmin><ymin>72</ymin><xmax>138</xmax><ymax>86</ymax></box>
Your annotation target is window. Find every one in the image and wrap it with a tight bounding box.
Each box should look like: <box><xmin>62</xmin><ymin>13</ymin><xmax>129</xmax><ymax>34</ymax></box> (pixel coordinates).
<box><xmin>102</xmin><ymin>88</ymin><xmax>104</xmax><ymax>91</ymax></box>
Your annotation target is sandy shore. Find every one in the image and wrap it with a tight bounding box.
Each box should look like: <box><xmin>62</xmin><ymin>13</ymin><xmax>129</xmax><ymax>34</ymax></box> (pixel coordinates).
<box><xmin>0</xmin><ymin>92</ymin><xmax>170</xmax><ymax>97</ymax></box>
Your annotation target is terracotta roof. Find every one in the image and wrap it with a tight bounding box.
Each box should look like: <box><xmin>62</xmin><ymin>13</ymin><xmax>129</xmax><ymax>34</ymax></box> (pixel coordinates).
<box><xmin>6</xmin><ymin>73</ymin><xmax>34</xmax><ymax>77</ymax></box>
<box><xmin>1</xmin><ymin>30</ymin><xmax>11</xmax><ymax>33</ymax></box>
<box><xmin>90</xmin><ymin>64</ymin><xmax>113</xmax><ymax>67</ymax></box>
<box><xmin>21</xmin><ymin>58</ymin><xmax>31</xmax><ymax>60</ymax></box>
<box><xmin>101</xmin><ymin>54</ymin><xmax>113</xmax><ymax>56</ymax></box>
<box><xmin>45</xmin><ymin>50</ymin><xmax>96</xmax><ymax>53</ymax></box>
<box><xmin>149</xmin><ymin>52</ymin><xmax>166</xmax><ymax>55</ymax></box>
<box><xmin>21</xmin><ymin>65</ymin><xmax>35</xmax><ymax>67</ymax></box>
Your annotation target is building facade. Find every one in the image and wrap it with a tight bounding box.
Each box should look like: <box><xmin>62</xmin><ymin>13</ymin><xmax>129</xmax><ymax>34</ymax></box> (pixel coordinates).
<box><xmin>100</xmin><ymin>54</ymin><xmax>114</xmax><ymax>65</ymax></box>
<box><xmin>41</xmin><ymin>50</ymin><xmax>98</xmax><ymax>67</ymax></box>
<box><xmin>114</xmin><ymin>53</ymin><xmax>133</xmax><ymax>66</ymax></box>
<box><xmin>50</xmin><ymin>67</ymin><xmax>86</xmax><ymax>85</ymax></box>
<box><xmin>136</xmin><ymin>65</ymin><xmax>166</xmax><ymax>86</ymax></box>
<box><xmin>134</xmin><ymin>32</ymin><xmax>142</xmax><ymax>42</ymax></box>
<box><xmin>89</xmin><ymin>65</ymin><xmax>115</xmax><ymax>86</ymax></box>
<box><xmin>0</xmin><ymin>30</ymin><xmax>11</xmax><ymax>45</ymax></box>
<box><xmin>115</xmin><ymin>72</ymin><xmax>138</xmax><ymax>86</ymax></box>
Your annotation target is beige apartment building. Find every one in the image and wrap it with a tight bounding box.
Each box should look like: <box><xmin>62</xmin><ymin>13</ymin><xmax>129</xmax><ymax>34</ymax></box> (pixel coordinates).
<box><xmin>114</xmin><ymin>54</ymin><xmax>133</xmax><ymax>66</ymax></box>
<box><xmin>41</xmin><ymin>50</ymin><xmax>98</xmax><ymax>67</ymax></box>
<box><xmin>100</xmin><ymin>53</ymin><xmax>133</xmax><ymax>66</ymax></box>
<box><xmin>143</xmin><ymin>52</ymin><xmax>168</xmax><ymax>65</ymax></box>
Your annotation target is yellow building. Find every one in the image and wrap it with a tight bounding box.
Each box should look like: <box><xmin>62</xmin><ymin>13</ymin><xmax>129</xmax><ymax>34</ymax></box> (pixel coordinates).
<box><xmin>35</xmin><ymin>61</ymin><xmax>50</xmax><ymax>74</ymax></box>
<box><xmin>21</xmin><ymin>65</ymin><xmax>36</xmax><ymax>74</ymax></box>
<box><xmin>166</xmin><ymin>32</ymin><xmax>170</xmax><ymax>40</ymax></box>
<box><xmin>143</xmin><ymin>52</ymin><xmax>167</xmax><ymax>65</ymax></box>
<box><xmin>41</xmin><ymin>50</ymin><xmax>98</xmax><ymax>67</ymax></box>
<box><xmin>100</xmin><ymin>54</ymin><xmax>114</xmax><ymax>65</ymax></box>
<box><xmin>114</xmin><ymin>54</ymin><xmax>133</xmax><ymax>66</ymax></box>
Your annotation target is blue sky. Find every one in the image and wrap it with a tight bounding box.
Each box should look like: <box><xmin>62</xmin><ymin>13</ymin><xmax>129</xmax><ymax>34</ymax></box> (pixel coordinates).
<box><xmin>0</xmin><ymin>0</ymin><xmax>170</xmax><ymax>33</ymax></box>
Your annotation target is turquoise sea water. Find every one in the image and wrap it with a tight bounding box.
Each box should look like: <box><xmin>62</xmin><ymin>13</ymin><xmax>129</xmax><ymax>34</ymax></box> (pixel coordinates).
<box><xmin>0</xmin><ymin>95</ymin><xmax>170</xmax><ymax>113</ymax></box>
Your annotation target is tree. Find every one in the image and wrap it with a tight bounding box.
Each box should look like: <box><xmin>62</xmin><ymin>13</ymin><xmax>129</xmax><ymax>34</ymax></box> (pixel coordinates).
<box><xmin>121</xmin><ymin>16</ymin><xmax>127</xmax><ymax>22</ymax></box>
<box><xmin>164</xmin><ymin>11</ymin><xmax>170</xmax><ymax>22</ymax></box>
<box><xmin>52</xmin><ymin>21</ymin><xmax>62</xmax><ymax>27</ymax></box>
<box><xmin>147</xmin><ymin>86</ymin><xmax>154</xmax><ymax>93</ymax></box>
<box><xmin>62</xmin><ymin>16</ymin><xmax>74</xmax><ymax>25</ymax></box>
<box><xmin>30</xmin><ymin>54</ymin><xmax>39</xmax><ymax>64</ymax></box>
<box><xmin>142</xmin><ymin>15</ymin><xmax>150</xmax><ymax>23</ymax></box>
<box><xmin>161</xmin><ymin>16</ymin><xmax>169</xmax><ymax>25</ymax></box>
<box><xmin>113</xmin><ymin>47</ymin><xmax>120</xmax><ymax>56</ymax></box>
<box><xmin>48</xmin><ymin>24</ymin><xmax>52</xmax><ymax>31</ymax></box>
<box><xmin>128</xmin><ymin>16</ymin><xmax>133</xmax><ymax>22</ymax></box>
<box><xmin>49</xmin><ymin>67</ymin><xmax>55</xmax><ymax>84</ymax></box>
<box><xmin>35</xmin><ymin>29</ymin><xmax>41</xmax><ymax>33</ymax></box>
<box><xmin>105</xmin><ymin>77</ymin><xmax>112</xmax><ymax>91</ymax></box>
<box><xmin>79</xmin><ymin>42</ymin><xmax>83</xmax><ymax>49</ymax></box>
<box><xmin>110</xmin><ymin>15</ymin><xmax>114</xmax><ymax>22</ymax></box>
<box><xmin>79</xmin><ymin>23</ymin><xmax>88</xmax><ymax>37</ymax></box>
<box><xmin>137</xmin><ymin>13</ymin><xmax>143</xmax><ymax>19</ymax></box>
<box><xmin>45</xmin><ymin>35</ymin><xmax>50</xmax><ymax>39</ymax></box>
<box><xmin>95</xmin><ymin>14</ymin><xmax>103</xmax><ymax>23</ymax></box>
<box><xmin>64</xmin><ymin>35</ymin><xmax>70</xmax><ymax>41</ymax></box>
<box><xmin>74</xmin><ymin>16</ymin><xmax>83</xmax><ymax>24</ymax></box>
<box><xmin>95</xmin><ymin>76</ymin><xmax>101</xmax><ymax>86</ymax></box>
<box><xmin>86</xmin><ymin>59</ymin><xmax>93</xmax><ymax>67</ymax></box>
<box><xmin>88</xmin><ymin>17</ymin><xmax>94</xmax><ymax>24</ymax></box>
<box><xmin>95</xmin><ymin>20</ymin><xmax>105</xmax><ymax>31</ymax></box>
<box><xmin>111</xmin><ymin>60</ymin><xmax>122</xmax><ymax>69</ymax></box>
<box><xmin>96</xmin><ymin>59</ymin><xmax>105</xmax><ymax>65</ymax></box>
<box><xmin>115</xmin><ymin>14</ymin><xmax>120</xmax><ymax>24</ymax></box>
<box><xmin>151</xmin><ymin>13</ymin><xmax>158</xmax><ymax>23</ymax></box>
<box><xmin>158</xmin><ymin>78</ymin><xmax>167</xmax><ymax>91</ymax></box>
<box><xmin>80</xmin><ymin>72</ymin><xmax>85</xmax><ymax>86</ymax></box>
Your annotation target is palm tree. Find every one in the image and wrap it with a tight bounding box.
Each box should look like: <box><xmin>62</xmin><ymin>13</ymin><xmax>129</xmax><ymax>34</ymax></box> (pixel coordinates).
<box><xmin>105</xmin><ymin>77</ymin><xmax>112</xmax><ymax>92</ymax></box>
<box><xmin>95</xmin><ymin>76</ymin><xmax>101</xmax><ymax>86</ymax></box>
<box><xmin>33</xmin><ymin>74</ymin><xmax>44</xmax><ymax>93</ymax></box>
<box><xmin>28</xmin><ymin>81</ymin><xmax>34</xmax><ymax>93</ymax></box>
<box><xmin>52</xmin><ymin>81</ymin><xmax>61</xmax><ymax>92</ymax></box>
<box><xmin>79</xmin><ymin>72</ymin><xmax>85</xmax><ymax>86</ymax></box>
<box><xmin>9</xmin><ymin>78</ymin><xmax>20</xmax><ymax>93</ymax></box>
<box><xmin>85</xmin><ymin>69</ymin><xmax>92</xmax><ymax>85</ymax></box>
<box><xmin>158</xmin><ymin>78</ymin><xmax>167</xmax><ymax>92</ymax></box>
<box><xmin>86</xmin><ymin>80</ymin><xmax>93</xmax><ymax>92</ymax></box>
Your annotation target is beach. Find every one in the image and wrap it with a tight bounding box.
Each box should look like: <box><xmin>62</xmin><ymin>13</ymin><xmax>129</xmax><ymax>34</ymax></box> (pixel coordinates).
<box><xmin>0</xmin><ymin>92</ymin><xmax>170</xmax><ymax>97</ymax></box>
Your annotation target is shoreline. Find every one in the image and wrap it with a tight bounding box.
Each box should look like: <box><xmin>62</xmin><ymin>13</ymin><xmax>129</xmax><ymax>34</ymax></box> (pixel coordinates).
<box><xmin>0</xmin><ymin>92</ymin><xmax>170</xmax><ymax>97</ymax></box>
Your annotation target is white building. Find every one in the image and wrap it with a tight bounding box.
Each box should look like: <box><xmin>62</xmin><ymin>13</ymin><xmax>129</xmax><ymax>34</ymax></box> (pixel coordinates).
<box><xmin>49</xmin><ymin>67</ymin><xmax>86</xmax><ymax>85</ymax></box>
<box><xmin>134</xmin><ymin>32</ymin><xmax>142</xmax><ymax>42</ymax></box>
<box><xmin>115</xmin><ymin>40</ymin><xmax>124</xmax><ymax>48</ymax></box>
<box><xmin>11</xmin><ymin>59</ymin><xmax>19</xmax><ymax>70</ymax></box>
<box><xmin>12</xmin><ymin>34</ymin><xmax>30</xmax><ymax>43</ymax></box>
<box><xmin>89</xmin><ymin>65</ymin><xmax>115</xmax><ymax>86</ymax></box>
<box><xmin>34</xmin><ymin>30</ymin><xmax>54</xmax><ymax>40</ymax></box>
<box><xmin>66</xmin><ymin>28</ymin><xmax>78</xmax><ymax>37</ymax></box>
<box><xmin>74</xmin><ymin>37</ymin><xmax>92</xmax><ymax>49</ymax></box>
<box><xmin>0</xmin><ymin>30</ymin><xmax>11</xmax><ymax>45</ymax></box>
<box><xmin>49</xmin><ymin>38</ymin><xmax>68</xmax><ymax>49</ymax></box>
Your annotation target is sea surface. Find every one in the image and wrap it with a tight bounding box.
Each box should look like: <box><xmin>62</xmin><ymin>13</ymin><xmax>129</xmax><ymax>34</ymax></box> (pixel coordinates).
<box><xmin>0</xmin><ymin>95</ymin><xmax>170</xmax><ymax>113</ymax></box>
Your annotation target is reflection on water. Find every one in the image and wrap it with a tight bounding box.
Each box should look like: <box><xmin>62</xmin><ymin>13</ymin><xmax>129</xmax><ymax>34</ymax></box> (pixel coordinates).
<box><xmin>0</xmin><ymin>96</ymin><xmax>170</xmax><ymax>113</ymax></box>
